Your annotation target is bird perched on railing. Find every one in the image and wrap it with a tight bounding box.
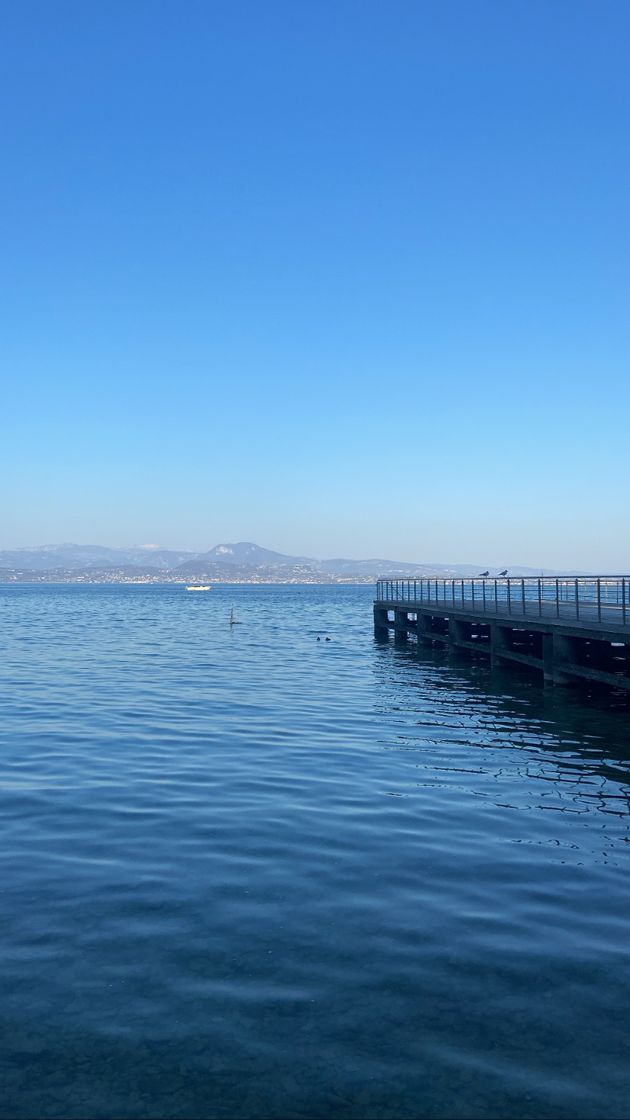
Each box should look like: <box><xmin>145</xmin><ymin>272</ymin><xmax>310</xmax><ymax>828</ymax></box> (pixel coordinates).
<box><xmin>498</xmin><ymin>569</ymin><xmax>508</xmax><ymax>577</ymax></box>
<box><xmin>478</xmin><ymin>570</ymin><xmax>489</xmax><ymax>577</ymax></box>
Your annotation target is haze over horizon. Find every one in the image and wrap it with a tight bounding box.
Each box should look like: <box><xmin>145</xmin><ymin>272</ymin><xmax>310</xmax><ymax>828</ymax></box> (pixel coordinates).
<box><xmin>0</xmin><ymin>538</ymin><xmax>609</xmax><ymax>576</ymax></box>
<box><xmin>2</xmin><ymin>527</ymin><xmax>626</xmax><ymax>577</ymax></box>
<box><xmin>3</xmin><ymin>2</ymin><xmax>629</xmax><ymax>570</ymax></box>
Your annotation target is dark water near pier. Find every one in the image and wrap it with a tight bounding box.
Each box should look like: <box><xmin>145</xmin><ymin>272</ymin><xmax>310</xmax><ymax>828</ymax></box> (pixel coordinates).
<box><xmin>1</xmin><ymin>583</ymin><xmax>629</xmax><ymax>1119</ymax></box>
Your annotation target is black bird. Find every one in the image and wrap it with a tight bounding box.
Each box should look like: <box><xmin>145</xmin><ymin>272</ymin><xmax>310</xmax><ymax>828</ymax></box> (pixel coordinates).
<box><xmin>479</xmin><ymin>570</ymin><xmax>489</xmax><ymax>577</ymax></box>
<box><xmin>498</xmin><ymin>569</ymin><xmax>508</xmax><ymax>577</ymax></box>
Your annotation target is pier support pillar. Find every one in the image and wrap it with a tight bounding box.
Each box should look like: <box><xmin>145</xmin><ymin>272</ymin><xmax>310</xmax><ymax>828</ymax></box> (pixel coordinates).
<box><xmin>394</xmin><ymin>610</ymin><xmax>410</xmax><ymax>643</ymax></box>
<box><xmin>373</xmin><ymin>607</ymin><xmax>390</xmax><ymax>642</ymax></box>
<box><xmin>545</xmin><ymin>632</ymin><xmax>579</xmax><ymax>685</ymax></box>
<box><xmin>416</xmin><ymin>613</ymin><xmax>434</xmax><ymax>644</ymax></box>
<box><xmin>490</xmin><ymin>623</ymin><xmax>512</xmax><ymax>669</ymax></box>
<box><xmin>449</xmin><ymin>618</ymin><xmax>471</xmax><ymax>645</ymax></box>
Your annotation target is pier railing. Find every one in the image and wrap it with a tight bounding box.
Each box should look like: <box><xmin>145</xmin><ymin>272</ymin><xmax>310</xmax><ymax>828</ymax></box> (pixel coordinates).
<box><xmin>376</xmin><ymin>576</ymin><xmax>630</xmax><ymax>628</ymax></box>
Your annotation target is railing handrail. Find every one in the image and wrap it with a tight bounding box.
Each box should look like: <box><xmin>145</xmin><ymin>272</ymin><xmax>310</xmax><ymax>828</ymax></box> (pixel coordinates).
<box><xmin>376</xmin><ymin>574</ymin><xmax>630</xmax><ymax>582</ymax></box>
<box><xmin>375</xmin><ymin>575</ymin><xmax>630</xmax><ymax>628</ymax></box>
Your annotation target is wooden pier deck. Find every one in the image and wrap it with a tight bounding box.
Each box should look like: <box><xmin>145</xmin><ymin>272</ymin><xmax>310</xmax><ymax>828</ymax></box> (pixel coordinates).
<box><xmin>374</xmin><ymin>577</ymin><xmax>630</xmax><ymax>690</ymax></box>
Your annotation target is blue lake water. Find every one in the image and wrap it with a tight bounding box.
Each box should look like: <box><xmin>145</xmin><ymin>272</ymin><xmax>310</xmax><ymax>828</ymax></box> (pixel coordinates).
<box><xmin>1</xmin><ymin>583</ymin><xmax>629</xmax><ymax>1119</ymax></box>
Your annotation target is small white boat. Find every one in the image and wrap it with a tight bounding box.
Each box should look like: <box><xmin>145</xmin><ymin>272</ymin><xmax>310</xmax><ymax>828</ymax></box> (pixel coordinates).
<box><xmin>186</xmin><ymin>585</ymin><xmax>211</xmax><ymax>592</ymax></box>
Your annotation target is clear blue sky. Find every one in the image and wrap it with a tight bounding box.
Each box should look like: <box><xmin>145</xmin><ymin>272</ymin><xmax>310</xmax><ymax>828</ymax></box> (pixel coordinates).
<box><xmin>2</xmin><ymin>0</ymin><xmax>628</xmax><ymax>568</ymax></box>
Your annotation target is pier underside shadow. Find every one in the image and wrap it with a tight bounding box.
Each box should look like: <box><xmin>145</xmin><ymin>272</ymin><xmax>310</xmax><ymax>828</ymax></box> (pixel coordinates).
<box><xmin>374</xmin><ymin>577</ymin><xmax>630</xmax><ymax>693</ymax></box>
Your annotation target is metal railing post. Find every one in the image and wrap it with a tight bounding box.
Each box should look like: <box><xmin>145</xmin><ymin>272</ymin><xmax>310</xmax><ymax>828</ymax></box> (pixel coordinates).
<box><xmin>494</xmin><ymin>579</ymin><xmax>498</xmax><ymax>611</ymax></box>
<box><xmin>521</xmin><ymin>578</ymin><xmax>526</xmax><ymax>616</ymax></box>
<box><xmin>597</xmin><ymin>578</ymin><xmax>601</xmax><ymax>622</ymax></box>
<box><xmin>482</xmin><ymin>580</ymin><xmax>486</xmax><ymax>611</ymax></box>
<box><xmin>507</xmin><ymin>579</ymin><xmax>511</xmax><ymax>615</ymax></box>
<box><xmin>538</xmin><ymin>578</ymin><xmax>542</xmax><ymax>617</ymax></box>
<box><xmin>575</xmin><ymin>578</ymin><xmax>579</xmax><ymax>620</ymax></box>
<box><xmin>623</xmin><ymin>578</ymin><xmax>627</xmax><ymax>626</ymax></box>
<box><xmin>555</xmin><ymin>579</ymin><xmax>559</xmax><ymax>618</ymax></box>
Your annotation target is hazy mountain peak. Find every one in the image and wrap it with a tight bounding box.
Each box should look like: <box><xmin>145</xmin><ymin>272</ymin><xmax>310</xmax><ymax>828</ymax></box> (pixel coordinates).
<box><xmin>203</xmin><ymin>542</ymin><xmax>313</xmax><ymax>566</ymax></box>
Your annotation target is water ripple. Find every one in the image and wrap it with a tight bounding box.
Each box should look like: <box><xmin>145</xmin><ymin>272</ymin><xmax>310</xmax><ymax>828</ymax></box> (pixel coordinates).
<box><xmin>1</xmin><ymin>584</ymin><xmax>629</xmax><ymax>1118</ymax></box>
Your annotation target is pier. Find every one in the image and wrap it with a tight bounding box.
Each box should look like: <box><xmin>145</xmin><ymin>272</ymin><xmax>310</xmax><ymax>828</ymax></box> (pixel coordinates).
<box><xmin>374</xmin><ymin>577</ymin><xmax>630</xmax><ymax>690</ymax></box>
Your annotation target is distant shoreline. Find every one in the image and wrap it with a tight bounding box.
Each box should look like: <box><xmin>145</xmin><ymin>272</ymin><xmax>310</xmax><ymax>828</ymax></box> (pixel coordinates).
<box><xmin>0</xmin><ymin>578</ymin><xmax>375</xmax><ymax>587</ymax></box>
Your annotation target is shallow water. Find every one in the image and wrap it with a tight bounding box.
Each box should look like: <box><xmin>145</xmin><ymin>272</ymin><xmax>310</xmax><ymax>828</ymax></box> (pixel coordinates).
<box><xmin>1</xmin><ymin>583</ymin><xmax>629</xmax><ymax>1119</ymax></box>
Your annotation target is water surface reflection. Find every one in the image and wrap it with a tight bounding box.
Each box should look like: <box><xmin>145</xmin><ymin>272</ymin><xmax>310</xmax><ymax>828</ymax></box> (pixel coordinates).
<box><xmin>0</xmin><ymin>585</ymin><xmax>629</xmax><ymax>1119</ymax></box>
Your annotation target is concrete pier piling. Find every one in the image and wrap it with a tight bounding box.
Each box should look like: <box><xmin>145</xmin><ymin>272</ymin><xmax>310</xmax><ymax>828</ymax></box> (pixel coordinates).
<box><xmin>374</xmin><ymin>576</ymin><xmax>630</xmax><ymax>690</ymax></box>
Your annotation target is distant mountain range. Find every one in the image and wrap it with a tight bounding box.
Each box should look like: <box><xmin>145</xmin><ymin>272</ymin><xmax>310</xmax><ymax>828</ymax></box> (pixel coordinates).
<box><xmin>0</xmin><ymin>543</ymin><xmax>195</xmax><ymax>571</ymax></box>
<box><xmin>0</xmin><ymin>541</ymin><xmax>565</xmax><ymax>584</ymax></box>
